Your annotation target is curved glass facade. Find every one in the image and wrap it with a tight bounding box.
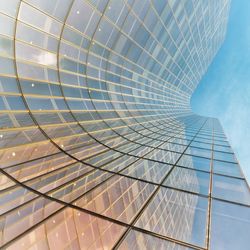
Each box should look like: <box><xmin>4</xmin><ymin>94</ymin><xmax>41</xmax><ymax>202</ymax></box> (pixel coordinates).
<box><xmin>0</xmin><ymin>0</ymin><xmax>249</xmax><ymax>249</ymax></box>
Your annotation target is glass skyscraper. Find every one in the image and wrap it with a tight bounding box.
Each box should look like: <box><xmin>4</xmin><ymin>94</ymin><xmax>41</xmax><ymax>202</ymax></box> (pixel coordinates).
<box><xmin>0</xmin><ymin>0</ymin><xmax>249</xmax><ymax>249</ymax></box>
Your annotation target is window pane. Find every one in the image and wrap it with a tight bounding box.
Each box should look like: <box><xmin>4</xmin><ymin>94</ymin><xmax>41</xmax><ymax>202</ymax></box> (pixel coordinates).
<box><xmin>159</xmin><ymin>142</ymin><xmax>186</xmax><ymax>153</ymax></box>
<box><xmin>75</xmin><ymin>175</ymin><xmax>156</xmax><ymax>223</ymax></box>
<box><xmin>186</xmin><ymin>147</ymin><xmax>212</xmax><ymax>158</ymax></box>
<box><xmin>210</xmin><ymin>200</ymin><xmax>250</xmax><ymax>250</ymax></box>
<box><xmin>145</xmin><ymin>149</ymin><xmax>181</xmax><ymax>165</ymax></box>
<box><xmin>121</xmin><ymin>159</ymin><xmax>172</xmax><ymax>183</ymax></box>
<box><xmin>212</xmin><ymin>175</ymin><xmax>250</xmax><ymax>205</ymax></box>
<box><xmin>135</xmin><ymin>188</ymin><xmax>208</xmax><ymax>247</ymax></box>
<box><xmin>213</xmin><ymin>160</ymin><xmax>243</xmax><ymax>178</ymax></box>
<box><xmin>213</xmin><ymin>145</ymin><xmax>233</xmax><ymax>153</ymax></box>
<box><xmin>119</xmin><ymin>230</ymin><xmax>191</xmax><ymax>250</ymax></box>
<box><xmin>213</xmin><ymin>151</ymin><xmax>236</xmax><ymax>162</ymax></box>
<box><xmin>164</xmin><ymin>167</ymin><xmax>210</xmax><ymax>195</ymax></box>
<box><xmin>6</xmin><ymin>207</ymin><xmax>126</xmax><ymax>250</ymax></box>
<box><xmin>177</xmin><ymin>154</ymin><xmax>211</xmax><ymax>172</ymax></box>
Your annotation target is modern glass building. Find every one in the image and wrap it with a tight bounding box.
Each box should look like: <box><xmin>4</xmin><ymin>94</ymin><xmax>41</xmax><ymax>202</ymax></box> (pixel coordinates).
<box><xmin>0</xmin><ymin>0</ymin><xmax>249</xmax><ymax>249</ymax></box>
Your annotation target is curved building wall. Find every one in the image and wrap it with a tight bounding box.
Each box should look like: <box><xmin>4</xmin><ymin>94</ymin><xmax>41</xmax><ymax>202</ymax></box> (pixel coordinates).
<box><xmin>0</xmin><ymin>1</ymin><xmax>250</xmax><ymax>250</ymax></box>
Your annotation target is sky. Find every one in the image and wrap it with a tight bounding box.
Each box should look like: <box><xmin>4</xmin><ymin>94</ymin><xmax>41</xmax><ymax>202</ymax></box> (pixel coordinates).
<box><xmin>191</xmin><ymin>0</ymin><xmax>250</xmax><ymax>182</ymax></box>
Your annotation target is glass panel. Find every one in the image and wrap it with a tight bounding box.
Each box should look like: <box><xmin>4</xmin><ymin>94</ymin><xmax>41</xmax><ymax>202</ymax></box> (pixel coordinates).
<box><xmin>121</xmin><ymin>159</ymin><xmax>172</xmax><ymax>183</ymax></box>
<box><xmin>119</xmin><ymin>230</ymin><xmax>192</xmax><ymax>250</ymax></box>
<box><xmin>25</xmin><ymin>162</ymin><xmax>92</xmax><ymax>193</ymax></box>
<box><xmin>186</xmin><ymin>147</ymin><xmax>212</xmax><ymax>158</ymax></box>
<box><xmin>212</xmin><ymin>175</ymin><xmax>250</xmax><ymax>205</ymax></box>
<box><xmin>0</xmin><ymin>0</ymin><xmax>19</xmax><ymax>17</ymax></box>
<box><xmin>213</xmin><ymin>151</ymin><xmax>237</xmax><ymax>163</ymax></box>
<box><xmin>0</xmin><ymin>197</ymin><xmax>63</xmax><ymax>245</ymax></box>
<box><xmin>145</xmin><ymin>149</ymin><xmax>181</xmax><ymax>165</ymax></box>
<box><xmin>213</xmin><ymin>145</ymin><xmax>233</xmax><ymax>153</ymax></box>
<box><xmin>5</xmin><ymin>153</ymin><xmax>76</xmax><ymax>182</ymax></box>
<box><xmin>19</xmin><ymin>2</ymin><xmax>62</xmax><ymax>37</ymax></box>
<box><xmin>210</xmin><ymin>200</ymin><xmax>250</xmax><ymax>250</ymax></box>
<box><xmin>49</xmin><ymin>170</ymin><xmax>112</xmax><ymax>203</ymax></box>
<box><xmin>84</xmin><ymin>150</ymin><xmax>122</xmax><ymax>167</ymax></box>
<box><xmin>164</xmin><ymin>167</ymin><xmax>210</xmax><ymax>195</ymax></box>
<box><xmin>25</xmin><ymin>0</ymin><xmax>72</xmax><ymax>21</ymax></box>
<box><xmin>159</xmin><ymin>142</ymin><xmax>186</xmax><ymax>153</ymax></box>
<box><xmin>5</xmin><ymin>207</ymin><xmax>126</xmax><ymax>250</ymax></box>
<box><xmin>102</xmin><ymin>155</ymin><xmax>138</xmax><ymax>172</ymax></box>
<box><xmin>0</xmin><ymin>173</ymin><xmax>15</xmax><ymax>190</ymax></box>
<box><xmin>190</xmin><ymin>141</ymin><xmax>212</xmax><ymax>150</ymax></box>
<box><xmin>177</xmin><ymin>154</ymin><xmax>211</xmax><ymax>172</ymax></box>
<box><xmin>135</xmin><ymin>188</ymin><xmax>208</xmax><ymax>247</ymax></box>
<box><xmin>75</xmin><ymin>175</ymin><xmax>156</xmax><ymax>223</ymax></box>
<box><xmin>0</xmin><ymin>186</ymin><xmax>38</xmax><ymax>215</ymax></box>
<box><xmin>213</xmin><ymin>160</ymin><xmax>243</xmax><ymax>178</ymax></box>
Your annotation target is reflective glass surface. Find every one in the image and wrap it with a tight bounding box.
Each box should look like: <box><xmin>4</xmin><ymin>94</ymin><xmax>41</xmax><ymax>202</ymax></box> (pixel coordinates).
<box><xmin>121</xmin><ymin>159</ymin><xmax>171</xmax><ymax>183</ymax></box>
<box><xmin>119</xmin><ymin>230</ymin><xmax>192</xmax><ymax>250</ymax></box>
<box><xmin>213</xmin><ymin>160</ymin><xmax>243</xmax><ymax>178</ymax></box>
<box><xmin>135</xmin><ymin>188</ymin><xmax>208</xmax><ymax>247</ymax></box>
<box><xmin>0</xmin><ymin>0</ymin><xmax>248</xmax><ymax>249</ymax></box>
<box><xmin>210</xmin><ymin>200</ymin><xmax>250</xmax><ymax>250</ymax></box>
<box><xmin>212</xmin><ymin>175</ymin><xmax>250</xmax><ymax>205</ymax></box>
<box><xmin>75</xmin><ymin>175</ymin><xmax>156</xmax><ymax>223</ymax></box>
<box><xmin>5</xmin><ymin>207</ymin><xmax>126</xmax><ymax>250</ymax></box>
<box><xmin>164</xmin><ymin>167</ymin><xmax>210</xmax><ymax>195</ymax></box>
<box><xmin>177</xmin><ymin>154</ymin><xmax>211</xmax><ymax>172</ymax></box>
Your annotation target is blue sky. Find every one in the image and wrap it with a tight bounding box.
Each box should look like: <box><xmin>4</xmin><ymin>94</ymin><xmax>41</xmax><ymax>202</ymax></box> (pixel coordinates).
<box><xmin>191</xmin><ymin>0</ymin><xmax>250</xmax><ymax>182</ymax></box>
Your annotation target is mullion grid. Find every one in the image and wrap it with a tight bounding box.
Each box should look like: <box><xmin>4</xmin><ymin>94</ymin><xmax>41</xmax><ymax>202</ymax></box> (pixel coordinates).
<box><xmin>0</xmin><ymin>1</ymin><xmax>239</xmax><ymax>249</ymax></box>
<box><xmin>112</xmin><ymin>118</ymin><xmax>208</xmax><ymax>249</ymax></box>
<box><xmin>0</xmin><ymin>115</ymin><xmax>204</xmax><ymax>248</ymax></box>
